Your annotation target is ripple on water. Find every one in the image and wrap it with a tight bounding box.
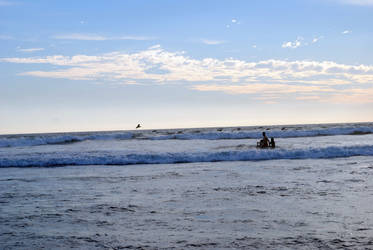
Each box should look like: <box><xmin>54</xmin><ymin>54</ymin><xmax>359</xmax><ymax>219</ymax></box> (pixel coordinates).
<box><xmin>229</xmin><ymin>236</ymin><xmax>373</xmax><ymax>249</ymax></box>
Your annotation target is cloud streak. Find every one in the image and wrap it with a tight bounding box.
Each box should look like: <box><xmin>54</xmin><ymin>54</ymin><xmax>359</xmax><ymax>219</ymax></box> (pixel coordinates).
<box><xmin>17</xmin><ymin>48</ymin><xmax>45</xmax><ymax>53</ymax></box>
<box><xmin>52</xmin><ymin>33</ymin><xmax>156</xmax><ymax>41</ymax></box>
<box><xmin>2</xmin><ymin>46</ymin><xmax>373</xmax><ymax>103</ymax></box>
<box><xmin>201</xmin><ymin>39</ymin><xmax>225</xmax><ymax>45</ymax></box>
<box><xmin>312</xmin><ymin>36</ymin><xmax>323</xmax><ymax>43</ymax></box>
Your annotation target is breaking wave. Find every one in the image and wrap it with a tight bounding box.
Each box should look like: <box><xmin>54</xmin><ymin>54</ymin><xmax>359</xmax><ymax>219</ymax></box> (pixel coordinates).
<box><xmin>1</xmin><ymin>123</ymin><xmax>373</xmax><ymax>148</ymax></box>
<box><xmin>1</xmin><ymin>145</ymin><xmax>372</xmax><ymax>168</ymax></box>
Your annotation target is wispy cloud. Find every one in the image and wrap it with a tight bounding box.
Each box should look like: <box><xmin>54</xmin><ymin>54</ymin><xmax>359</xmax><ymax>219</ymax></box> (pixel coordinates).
<box><xmin>53</xmin><ymin>34</ymin><xmax>107</xmax><ymax>41</ymax></box>
<box><xmin>201</xmin><ymin>39</ymin><xmax>225</xmax><ymax>45</ymax></box>
<box><xmin>226</xmin><ymin>18</ymin><xmax>240</xmax><ymax>28</ymax></box>
<box><xmin>2</xmin><ymin>46</ymin><xmax>373</xmax><ymax>103</ymax></box>
<box><xmin>283</xmin><ymin>36</ymin><xmax>323</xmax><ymax>48</ymax></box>
<box><xmin>17</xmin><ymin>48</ymin><xmax>45</xmax><ymax>53</ymax></box>
<box><xmin>282</xmin><ymin>37</ymin><xmax>303</xmax><ymax>48</ymax></box>
<box><xmin>52</xmin><ymin>33</ymin><xmax>156</xmax><ymax>41</ymax></box>
<box><xmin>117</xmin><ymin>35</ymin><xmax>156</xmax><ymax>40</ymax></box>
<box><xmin>192</xmin><ymin>84</ymin><xmax>332</xmax><ymax>95</ymax></box>
<box><xmin>148</xmin><ymin>44</ymin><xmax>161</xmax><ymax>50</ymax></box>
<box><xmin>312</xmin><ymin>36</ymin><xmax>323</xmax><ymax>43</ymax></box>
<box><xmin>342</xmin><ymin>30</ymin><xmax>351</xmax><ymax>34</ymax></box>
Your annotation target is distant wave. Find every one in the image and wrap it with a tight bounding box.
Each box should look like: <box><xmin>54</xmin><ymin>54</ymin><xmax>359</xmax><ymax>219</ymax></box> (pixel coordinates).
<box><xmin>0</xmin><ymin>133</ymin><xmax>134</xmax><ymax>148</ymax></box>
<box><xmin>149</xmin><ymin>127</ymin><xmax>373</xmax><ymax>141</ymax></box>
<box><xmin>1</xmin><ymin>124</ymin><xmax>372</xmax><ymax>148</ymax></box>
<box><xmin>1</xmin><ymin>145</ymin><xmax>372</xmax><ymax>167</ymax></box>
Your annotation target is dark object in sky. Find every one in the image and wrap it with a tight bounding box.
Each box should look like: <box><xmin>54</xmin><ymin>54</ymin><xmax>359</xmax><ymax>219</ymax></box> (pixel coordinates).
<box><xmin>136</xmin><ymin>124</ymin><xmax>141</xmax><ymax>129</ymax></box>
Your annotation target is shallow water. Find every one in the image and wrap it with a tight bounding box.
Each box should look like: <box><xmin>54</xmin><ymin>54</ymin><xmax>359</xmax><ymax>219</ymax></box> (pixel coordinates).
<box><xmin>1</xmin><ymin>156</ymin><xmax>373</xmax><ymax>249</ymax></box>
<box><xmin>1</xmin><ymin>131</ymin><xmax>373</xmax><ymax>167</ymax></box>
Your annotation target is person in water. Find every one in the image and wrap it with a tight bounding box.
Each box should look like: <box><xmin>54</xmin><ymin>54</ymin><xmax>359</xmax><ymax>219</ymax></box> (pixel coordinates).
<box><xmin>270</xmin><ymin>137</ymin><xmax>275</xmax><ymax>148</ymax></box>
<box><xmin>259</xmin><ymin>132</ymin><xmax>270</xmax><ymax>148</ymax></box>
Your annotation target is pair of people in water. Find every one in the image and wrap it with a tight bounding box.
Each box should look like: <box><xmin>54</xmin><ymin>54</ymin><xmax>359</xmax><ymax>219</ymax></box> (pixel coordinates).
<box><xmin>258</xmin><ymin>132</ymin><xmax>275</xmax><ymax>148</ymax></box>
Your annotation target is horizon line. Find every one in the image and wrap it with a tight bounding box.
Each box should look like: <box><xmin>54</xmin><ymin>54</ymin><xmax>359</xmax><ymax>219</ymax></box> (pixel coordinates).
<box><xmin>1</xmin><ymin>120</ymin><xmax>372</xmax><ymax>136</ymax></box>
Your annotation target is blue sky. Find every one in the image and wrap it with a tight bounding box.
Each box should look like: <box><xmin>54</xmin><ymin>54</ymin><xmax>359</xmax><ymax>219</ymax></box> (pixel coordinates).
<box><xmin>1</xmin><ymin>0</ymin><xmax>373</xmax><ymax>134</ymax></box>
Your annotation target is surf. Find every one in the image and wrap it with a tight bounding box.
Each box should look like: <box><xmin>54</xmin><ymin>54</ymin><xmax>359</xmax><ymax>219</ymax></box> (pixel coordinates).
<box><xmin>1</xmin><ymin>144</ymin><xmax>373</xmax><ymax>168</ymax></box>
<box><xmin>1</xmin><ymin>123</ymin><xmax>372</xmax><ymax>148</ymax></box>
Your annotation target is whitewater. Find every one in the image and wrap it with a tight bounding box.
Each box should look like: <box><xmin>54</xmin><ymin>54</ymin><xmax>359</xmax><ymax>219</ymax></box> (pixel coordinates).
<box><xmin>1</xmin><ymin>122</ymin><xmax>373</xmax><ymax>167</ymax></box>
<box><xmin>1</xmin><ymin>122</ymin><xmax>373</xmax><ymax>249</ymax></box>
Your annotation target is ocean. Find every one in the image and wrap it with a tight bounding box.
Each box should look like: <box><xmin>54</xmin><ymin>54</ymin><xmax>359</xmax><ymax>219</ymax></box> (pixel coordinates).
<box><xmin>1</xmin><ymin>122</ymin><xmax>373</xmax><ymax>249</ymax></box>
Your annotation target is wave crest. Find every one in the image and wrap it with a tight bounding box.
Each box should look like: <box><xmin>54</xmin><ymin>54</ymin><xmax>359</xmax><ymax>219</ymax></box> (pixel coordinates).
<box><xmin>1</xmin><ymin>124</ymin><xmax>372</xmax><ymax>148</ymax></box>
<box><xmin>1</xmin><ymin>145</ymin><xmax>372</xmax><ymax>167</ymax></box>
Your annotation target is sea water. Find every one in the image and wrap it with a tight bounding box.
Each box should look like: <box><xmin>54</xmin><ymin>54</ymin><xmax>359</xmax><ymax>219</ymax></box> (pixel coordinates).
<box><xmin>1</xmin><ymin>123</ymin><xmax>373</xmax><ymax>249</ymax></box>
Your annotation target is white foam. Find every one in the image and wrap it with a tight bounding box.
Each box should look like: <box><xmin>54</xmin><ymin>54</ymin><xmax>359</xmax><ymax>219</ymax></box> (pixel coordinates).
<box><xmin>1</xmin><ymin>145</ymin><xmax>372</xmax><ymax>167</ymax></box>
<box><xmin>1</xmin><ymin>123</ymin><xmax>372</xmax><ymax>148</ymax></box>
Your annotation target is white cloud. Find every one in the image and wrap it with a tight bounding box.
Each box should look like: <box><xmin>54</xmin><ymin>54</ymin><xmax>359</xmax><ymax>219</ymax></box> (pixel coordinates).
<box><xmin>52</xmin><ymin>33</ymin><xmax>156</xmax><ymax>41</ymax></box>
<box><xmin>17</xmin><ymin>48</ymin><xmax>45</xmax><ymax>53</ymax></box>
<box><xmin>282</xmin><ymin>37</ymin><xmax>303</xmax><ymax>48</ymax></box>
<box><xmin>201</xmin><ymin>39</ymin><xmax>225</xmax><ymax>45</ymax></box>
<box><xmin>329</xmin><ymin>87</ymin><xmax>373</xmax><ymax>103</ymax></box>
<box><xmin>192</xmin><ymin>84</ymin><xmax>332</xmax><ymax>95</ymax></box>
<box><xmin>312</xmin><ymin>36</ymin><xmax>323</xmax><ymax>43</ymax></box>
<box><xmin>148</xmin><ymin>44</ymin><xmax>161</xmax><ymax>50</ymax></box>
<box><xmin>342</xmin><ymin>30</ymin><xmax>351</xmax><ymax>34</ymax></box>
<box><xmin>283</xmin><ymin>36</ymin><xmax>322</xmax><ymax>48</ymax></box>
<box><xmin>282</xmin><ymin>41</ymin><xmax>301</xmax><ymax>49</ymax></box>
<box><xmin>2</xmin><ymin>47</ymin><xmax>373</xmax><ymax>103</ymax></box>
<box><xmin>226</xmin><ymin>18</ymin><xmax>240</xmax><ymax>28</ymax></box>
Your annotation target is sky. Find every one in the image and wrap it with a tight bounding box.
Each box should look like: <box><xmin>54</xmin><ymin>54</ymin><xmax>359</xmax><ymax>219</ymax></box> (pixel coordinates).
<box><xmin>1</xmin><ymin>0</ymin><xmax>373</xmax><ymax>134</ymax></box>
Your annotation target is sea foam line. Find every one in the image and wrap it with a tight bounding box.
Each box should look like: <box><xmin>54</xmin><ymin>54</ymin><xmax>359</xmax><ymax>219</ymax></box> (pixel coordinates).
<box><xmin>1</xmin><ymin>145</ymin><xmax>372</xmax><ymax>167</ymax></box>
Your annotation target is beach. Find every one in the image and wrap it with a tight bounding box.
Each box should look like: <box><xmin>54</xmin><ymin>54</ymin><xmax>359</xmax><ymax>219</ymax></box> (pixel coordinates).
<box><xmin>2</xmin><ymin>0</ymin><xmax>373</xmax><ymax>248</ymax></box>
<box><xmin>1</xmin><ymin>123</ymin><xmax>373</xmax><ymax>249</ymax></box>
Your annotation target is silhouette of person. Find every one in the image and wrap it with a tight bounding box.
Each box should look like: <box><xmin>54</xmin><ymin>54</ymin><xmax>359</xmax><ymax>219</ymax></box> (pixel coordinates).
<box><xmin>270</xmin><ymin>137</ymin><xmax>275</xmax><ymax>148</ymax></box>
<box><xmin>257</xmin><ymin>132</ymin><xmax>270</xmax><ymax>148</ymax></box>
<box><xmin>261</xmin><ymin>132</ymin><xmax>269</xmax><ymax>148</ymax></box>
<box><xmin>136</xmin><ymin>124</ymin><xmax>141</xmax><ymax>129</ymax></box>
